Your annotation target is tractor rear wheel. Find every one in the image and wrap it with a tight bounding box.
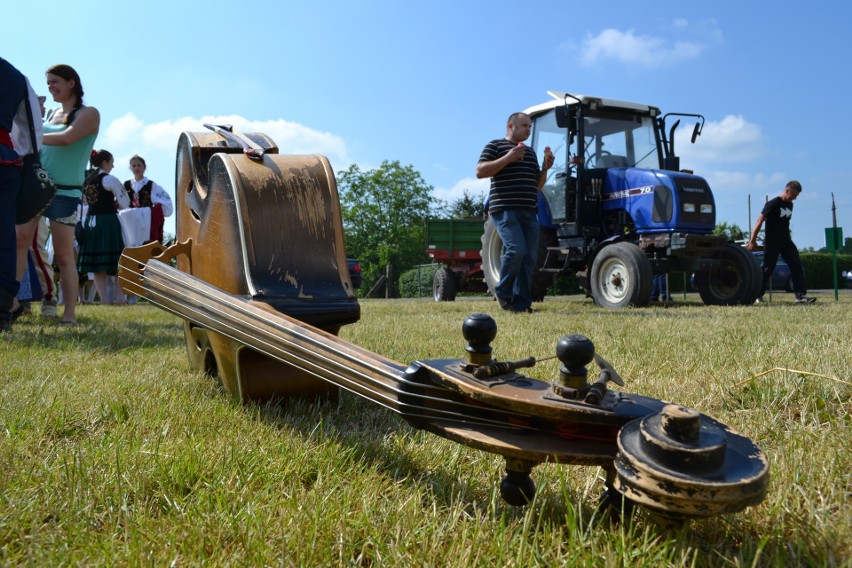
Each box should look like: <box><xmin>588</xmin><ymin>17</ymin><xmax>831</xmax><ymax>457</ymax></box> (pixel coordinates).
<box><xmin>480</xmin><ymin>218</ymin><xmax>502</xmax><ymax>298</ymax></box>
<box><xmin>694</xmin><ymin>244</ymin><xmax>761</xmax><ymax>306</ymax></box>
<box><xmin>480</xmin><ymin>217</ymin><xmax>552</xmax><ymax>303</ymax></box>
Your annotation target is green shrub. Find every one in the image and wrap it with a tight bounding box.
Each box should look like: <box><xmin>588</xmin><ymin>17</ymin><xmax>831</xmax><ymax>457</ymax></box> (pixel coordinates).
<box><xmin>399</xmin><ymin>264</ymin><xmax>440</xmax><ymax>298</ymax></box>
<box><xmin>801</xmin><ymin>253</ymin><xmax>852</xmax><ymax>288</ymax></box>
<box><xmin>548</xmin><ymin>272</ymin><xmax>583</xmax><ymax>295</ymax></box>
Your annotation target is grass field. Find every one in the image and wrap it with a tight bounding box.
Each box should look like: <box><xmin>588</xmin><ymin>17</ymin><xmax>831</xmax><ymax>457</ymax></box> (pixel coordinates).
<box><xmin>1</xmin><ymin>292</ymin><xmax>849</xmax><ymax>566</ymax></box>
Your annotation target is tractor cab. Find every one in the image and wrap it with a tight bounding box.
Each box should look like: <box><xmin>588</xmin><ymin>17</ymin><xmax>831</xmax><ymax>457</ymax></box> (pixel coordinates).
<box><xmin>525</xmin><ymin>92</ymin><xmax>714</xmax><ymax>264</ymax></box>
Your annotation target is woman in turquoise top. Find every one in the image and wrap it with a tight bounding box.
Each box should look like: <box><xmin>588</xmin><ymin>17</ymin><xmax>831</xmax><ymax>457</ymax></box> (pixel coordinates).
<box><xmin>15</xmin><ymin>64</ymin><xmax>98</xmax><ymax>325</ymax></box>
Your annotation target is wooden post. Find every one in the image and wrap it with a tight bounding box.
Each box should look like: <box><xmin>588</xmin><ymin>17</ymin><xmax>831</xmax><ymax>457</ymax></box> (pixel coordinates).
<box><xmin>366</xmin><ymin>276</ymin><xmax>386</xmax><ymax>298</ymax></box>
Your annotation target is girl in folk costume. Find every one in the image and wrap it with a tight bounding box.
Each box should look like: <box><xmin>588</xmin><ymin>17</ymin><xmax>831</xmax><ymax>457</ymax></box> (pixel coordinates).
<box><xmin>125</xmin><ymin>155</ymin><xmax>173</xmax><ymax>243</ymax></box>
<box><xmin>78</xmin><ymin>149</ymin><xmax>130</xmax><ymax>304</ymax></box>
<box><xmin>15</xmin><ymin>64</ymin><xmax>98</xmax><ymax>324</ymax></box>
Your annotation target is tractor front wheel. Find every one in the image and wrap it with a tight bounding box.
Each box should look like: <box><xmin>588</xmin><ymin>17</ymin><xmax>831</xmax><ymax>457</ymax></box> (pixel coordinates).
<box><xmin>589</xmin><ymin>242</ymin><xmax>653</xmax><ymax>308</ymax></box>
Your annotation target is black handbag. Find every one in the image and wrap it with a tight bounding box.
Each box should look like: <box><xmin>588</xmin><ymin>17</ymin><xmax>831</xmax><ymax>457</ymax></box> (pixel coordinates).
<box><xmin>15</xmin><ymin>94</ymin><xmax>56</xmax><ymax>224</ymax></box>
<box><xmin>74</xmin><ymin>204</ymin><xmax>85</xmax><ymax>246</ymax></box>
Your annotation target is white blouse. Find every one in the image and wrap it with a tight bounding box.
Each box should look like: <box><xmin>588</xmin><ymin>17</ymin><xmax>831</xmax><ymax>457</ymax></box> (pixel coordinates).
<box><xmin>127</xmin><ymin>177</ymin><xmax>174</xmax><ymax>217</ymax></box>
<box><xmin>99</xmin><ymin>170</ymin><xmax>131</xmax><ymax>210</ymax></box>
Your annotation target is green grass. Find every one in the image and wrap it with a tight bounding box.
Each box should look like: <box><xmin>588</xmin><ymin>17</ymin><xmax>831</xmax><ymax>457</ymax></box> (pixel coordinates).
<box><xmin>1</xmin><ymin>294</ymin><xmax>849</xmax><ymax>566</ymax></box>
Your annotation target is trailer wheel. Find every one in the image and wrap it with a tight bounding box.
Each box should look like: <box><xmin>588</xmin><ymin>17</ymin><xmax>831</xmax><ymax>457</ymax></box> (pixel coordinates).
<box><xmin>480</xmin><ymin>217</ymin><xmax>552</xmax><ymax>302</ymax></box>
<box><xmin>694</xmin><ymin>244</ymin><xmax>761</xmax><ymax>306</ymax></box>
<box><xmin>433</xmin><ymin>267</ymin><xmax>457</xmax><ymax>301</ymax></box>
<box><xmin>590</xmin><ymin>242</ymin><xmax>652</xmax><ymax>308</ymax></box>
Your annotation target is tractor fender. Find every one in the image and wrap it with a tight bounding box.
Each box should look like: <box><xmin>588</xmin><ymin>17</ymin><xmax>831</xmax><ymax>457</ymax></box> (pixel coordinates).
<box><xmin>586</xmin><ymin>234</ymin><xmax>635</xmax><ymax>269</ymax></box>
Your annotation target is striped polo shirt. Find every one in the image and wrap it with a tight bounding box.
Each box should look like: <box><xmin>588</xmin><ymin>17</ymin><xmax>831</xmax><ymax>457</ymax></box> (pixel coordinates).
<box><xmin>478</xmin><ymin>138</ymin><xmax>540</xmax><ymax>213</ymax></box>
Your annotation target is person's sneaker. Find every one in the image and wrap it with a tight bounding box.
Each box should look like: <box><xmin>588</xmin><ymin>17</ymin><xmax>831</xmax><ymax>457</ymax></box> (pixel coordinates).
<box><xmin>497</xmin><ymin>296</ymin><xmax>514</xmax><ymax>310</ymax></box>
<box><xmin>794</xmin><ymin>296</ymin><xmax>817</xmax><ymax>304</ymax></box>
<box><xmin>754</xmin><ymin>296</ymin><xmax>765</xmax><ymax>304</ymax></box>
<box><xmin>41</xmin><ymin>298</ymin><xmax>58</xmax><ymax>318</ymax></box>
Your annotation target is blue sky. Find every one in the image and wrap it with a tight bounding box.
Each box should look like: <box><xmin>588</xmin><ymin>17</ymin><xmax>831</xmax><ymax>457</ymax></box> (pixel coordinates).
<box><xmin>7</xmin><ymin>1</ymin><xmax>850</xmax><ymax>250</ymax></box>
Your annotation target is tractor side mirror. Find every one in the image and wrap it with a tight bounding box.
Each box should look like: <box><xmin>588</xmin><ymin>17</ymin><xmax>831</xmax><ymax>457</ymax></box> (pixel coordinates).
<box><xmin>555</xmin><ymin>107</ymin><xmax>575</xmax><ymax>129</ymax></box>
<box><xmin>691</xmin><ymin>121</ymin><xmax>702</xmax><ymax>144</ymax></box>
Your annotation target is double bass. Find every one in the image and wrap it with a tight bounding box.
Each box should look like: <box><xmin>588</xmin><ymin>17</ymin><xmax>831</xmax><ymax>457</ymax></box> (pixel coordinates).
<box><xmin>118</xmin><ymin>126</ymin><xmax>768</xmax><ymax>522</ymax></box>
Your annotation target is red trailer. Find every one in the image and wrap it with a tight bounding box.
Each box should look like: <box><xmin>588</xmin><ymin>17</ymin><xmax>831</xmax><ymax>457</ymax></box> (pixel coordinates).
<box><xmin>425</xmin><ymin>218</ymin><xmax>486</xmax><ymax>301</ymax></box>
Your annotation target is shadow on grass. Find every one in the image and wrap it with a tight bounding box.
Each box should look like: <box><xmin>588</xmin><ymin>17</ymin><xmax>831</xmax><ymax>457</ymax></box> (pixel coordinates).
<box><xmin>214</xmin><ymin>383</ymin><xmax>814</xmax><ymax>565</ymax></box>
<box><xmin>255</xmin><ymin>390</ymin><xmax>477</xmax><ymax>497</ymax></box>
<box><xmin>230</xmin><ymin>385</ymin><xmax>607</xmax><ymax>528</ymax></box>
<box><xmin>10</xmin><ymin>311</ymin><xmax>185</xmax><ymax>350</ymax></box>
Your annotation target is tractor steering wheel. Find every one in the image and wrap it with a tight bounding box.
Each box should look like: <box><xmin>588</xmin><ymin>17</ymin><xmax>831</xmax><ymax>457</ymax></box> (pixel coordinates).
<box><xmin>586</xmin><ymin>150</ymin><xmax>612</xmax><ymax>169</ymax></box>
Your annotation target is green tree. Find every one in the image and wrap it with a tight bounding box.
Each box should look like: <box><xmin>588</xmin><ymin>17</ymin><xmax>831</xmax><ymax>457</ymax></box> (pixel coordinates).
<box><xmin>337</xmin><ymin>161</ymin><xmax>436</xmax><ymax>293</ymax></box>
<box><xmin>449</xmin><ymin>189</ymin><xmax>487</xmax><ymax>219</ymax></box>
<box><xmin>713</xmin><ymin>221</ymin><xmax>747</xmax><ymax>242</ymax></box>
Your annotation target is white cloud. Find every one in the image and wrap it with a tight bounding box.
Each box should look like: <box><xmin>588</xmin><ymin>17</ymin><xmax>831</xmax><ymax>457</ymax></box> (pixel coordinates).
<box><xmin>104</xmin><ymin>113</ymin><xmax>351</xmax><ymax>165</ymax></box>
<box><xmin>433</xmin><ymin>176</ymin><xmax>490</xmax><ymax>205</ymax></box>
<box><xmin>579</xmin><ymin>28</ymin><xmax>705</xmax><ymax>69</ymax></box>
<box><xmin>677</xmin><ymin>115</ymin><xmax>764</xmax><ymax>165</ymax></box>
<box><xmin>99</xmin><ymin>113</ymin><xmax>353</xmax><ymax>237</ymax></box>
<box><xmin>102</xmin><ymin>113</ymin><xmax>145</xmax><ymax>146</ymax></box>
<box><xmin>673</xmin><ymin>115</ymin><xmax>784</xmax><ymax>213</ymax></box>
<box><xmin>704</xmin><ymin>170</ymin><xmax>788</xmax><ymax>197</ymax></box>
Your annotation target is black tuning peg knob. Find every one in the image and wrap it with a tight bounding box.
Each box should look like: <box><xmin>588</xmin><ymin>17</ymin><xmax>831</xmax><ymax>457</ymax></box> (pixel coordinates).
<box><xmin>462</xmin><ymin>313</ymin><xmax>497</xmax><ymax>366</ymax></box>
<box><xmin>556</xmin><ymin>334</ymin><xmax>594</xmax><ymax>390</ymax></box>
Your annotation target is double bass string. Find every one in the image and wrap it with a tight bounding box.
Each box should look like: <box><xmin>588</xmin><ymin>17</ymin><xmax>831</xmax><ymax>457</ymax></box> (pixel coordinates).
<box><xmin>117</xmin><ymin>253</ymin><xmax>544</xmax><ymax>433</ymax></box>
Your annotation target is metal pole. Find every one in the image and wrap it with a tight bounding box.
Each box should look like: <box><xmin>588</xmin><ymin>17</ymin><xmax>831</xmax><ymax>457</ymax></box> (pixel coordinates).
<box><xmin>832</xmin><ymin>193</ymin><xmax>839</xmax><ymax>302</ymax></box>
<box><xmin>762</xmin><ymin>194</ymin><xmax>772</xmax><ymax>301</ymax></box>
<box><xmin>747</xmin><ymin>194</ymin><xmax>751</xmax><ymax>241</ymax></box>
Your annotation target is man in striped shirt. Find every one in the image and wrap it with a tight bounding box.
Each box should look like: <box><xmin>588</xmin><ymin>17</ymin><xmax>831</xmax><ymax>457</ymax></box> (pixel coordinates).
<box><xmin>476</xmin><ymin>112</ymin><xmax>553</xmax><ymax>312</ymax></box>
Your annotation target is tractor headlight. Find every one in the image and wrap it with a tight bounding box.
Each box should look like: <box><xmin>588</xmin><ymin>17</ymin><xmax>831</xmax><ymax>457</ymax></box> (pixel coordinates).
<box><xmin>700</xmin><ymin>204</ymin><xmax>713</xmax><ymax>214</ymax></box>
<box><xmin>683</xmin><ymin>203</ymin><xmax>696</xmax><ymax>213</ymax></box>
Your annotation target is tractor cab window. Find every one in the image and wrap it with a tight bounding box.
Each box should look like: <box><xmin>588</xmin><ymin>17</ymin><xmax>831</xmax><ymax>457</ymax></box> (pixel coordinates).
<box><xmin>531</xmin><ymin>109</ymin><xmax>570</xmax><ymax>222</ymax></box>
<box><xmin>582</xmin><ymin>111</ymin><xmax>660</xmax><ymax>170</ymax></box>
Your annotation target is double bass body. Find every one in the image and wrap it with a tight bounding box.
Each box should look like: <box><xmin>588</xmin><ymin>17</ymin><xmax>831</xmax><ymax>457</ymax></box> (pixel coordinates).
<box><xmin>174</xmin><ymin>128</ymin><xmax>360</xmax><ymax>401</ymax></box>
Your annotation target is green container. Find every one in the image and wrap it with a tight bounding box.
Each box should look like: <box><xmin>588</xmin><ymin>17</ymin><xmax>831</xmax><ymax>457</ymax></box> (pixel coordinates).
<box><xmin>426</xmin><ymin>219</ymin><xmax>485</xmax><ymax>261</ymax></box>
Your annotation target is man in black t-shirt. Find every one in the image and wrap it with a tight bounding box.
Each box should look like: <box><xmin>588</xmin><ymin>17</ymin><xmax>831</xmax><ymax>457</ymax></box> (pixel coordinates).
<box><xmin>476</xmin><ymin>112</ymin><xmax>553</xmax><ymax>312</ymax></box>
<box><xmin>747</xmin><ymin>180</ymin><xmax>815</xmax><ymax>304</ymax></box>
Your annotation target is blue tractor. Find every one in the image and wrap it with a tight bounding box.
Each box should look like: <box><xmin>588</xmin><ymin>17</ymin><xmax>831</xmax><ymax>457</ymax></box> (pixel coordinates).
<box><xmin>480</xmin><ymin>91</ymin><xmax>761</xmax><ymax>308</ymax></box>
